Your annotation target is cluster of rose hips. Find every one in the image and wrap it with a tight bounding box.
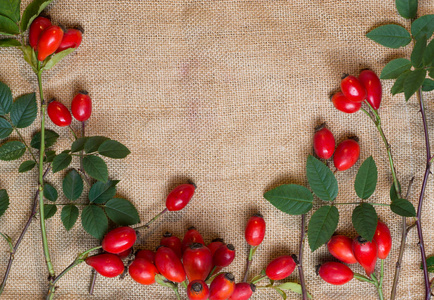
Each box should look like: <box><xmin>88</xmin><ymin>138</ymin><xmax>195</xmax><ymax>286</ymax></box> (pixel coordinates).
<box><xmin>331</xmin><ymin>70</ymin><xmax>382</xmax><ymax>113</ymax></box>
<box><xmin>47</xmin><ymin>91</ymin><xmax>92</xmax><ymax>127</ymax></box>
<box><xmin>317</xmin><ymin>220</ymin><xmax>392</xmax><ymax>285</ymax></box>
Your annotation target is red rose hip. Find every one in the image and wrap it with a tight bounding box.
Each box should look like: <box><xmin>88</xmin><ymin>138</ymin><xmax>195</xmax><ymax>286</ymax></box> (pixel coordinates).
<box><xmin>332</xmin><ymin>92</ymin><xmax>362</xmax><ymax>114</ymax></box>
<box><xmin>47</xmin><ymin>100</ymin><xmax>72</xmax><ymax>127</ymax></box>
<box><xmin>341</xmin><ymin>74</ymin><xmax>367</xmax><ymax>103</ymax></box>
<box><xmin>155</xmin><ymin>246</ymin><xmax>186</xmax><ymax>283</ymax></box>
<box><xmin>29</xmin><ymin>17</ymin><xmax>52</xmax><ymax>50</ymax></box>
<box><xmin>209</xmin><ymin>273</ymin><xmax>235</xmax><ymax>300</ymax></box>
<box><xmin>245</xmin><ymin>214</ymin><xmax>266</xmax><ymax>247</ymax></box>
<box><xmin>182</xmin><ymin>227</ymin><xmax>205</xmax><ymax>253</ymax></box>
<box><xmin>183</xmin><ymin>243</ymin><xmax>213</xmax><ymax>282</ymax></box>
<box><xmin>213</xmin><ymin>244</ymin><xmax>235</xmax><ymax>268</ymax></box>
<box><xmin>129</xmin><ymin>258</ymin><xmax>159</xmax><ymax>285</ymax></box>
<box><xmin>102</xmin><ymin>227</ymin><xmax>137</xmax><ymax>254</ymax></box>
<box><xmin>373</xmin><ymin>220</ymin><xmax>392</xmax><ymax>259</ymax></box>
<box><xmin>135</xmin><ymin>249</ymin><xmax>155</xmax><ymax>264</ymax></box>
<box><xmin>166</xmin><ymin>183</ymin><xmax>196</xmax><ymax>211</ymax></box>
<box><xmin>333</xmin><ymin>139</ymin><xmax>360</xmax><ymax>171</ymax></box>
<box><xmin>56</xmin><ymin>27</ymin><xmax>83</xmax><ymax>53</ymax></box>
<box><xmin>317</xmin><ymin>262</ymin><xmax>354</xmax><ymax>285</ymax></box>
<box><xmin>229</xmin><ymin>283</ymin><xmax>256</xmax><ymax>300</ymax></box>
<box><xmin>37</xmin><ymin>25</ymin><xmax>64</xmax><ymax>61</ymax></box>
<box><xmin>313</xmin><ymin>124</ymin><xmax>335</xmax><ymax>160</ymax></box>
<box><xmin>187</xmin><ymin>280</ymin><xmax>210</xmax><ymax>300</ymax></box>
<box><xmin>359</xmin><ymin>69</ymin><xmax>382</xmax><ymax>110</ymax></box>
<box><xmin>71</xmin><ymin>91</ymin><xmax>92</xmax><ymax>122</ymax></box>
<box><xmin>160</xmin><ymin>232</ymin><xmax>182</xmax><ymax>259</ymax></box>
<box><xmin>85</xmin><ymin>253</ymin><xmax>124</xmax><ymax>277</ymax></box>
<box><xmin>352</xmin><ymin>236</ymin><xmax>378</xmax><ymax>276</ymax></box>
<box><xmin>327</xmin><ymin>235</ymin><xmax>357</xmax><ymax>264</ymax></box>
<box><xmin>265</xmin><ymin>255</ymin><xmax>296</xmax><ymax>280</ymax></box>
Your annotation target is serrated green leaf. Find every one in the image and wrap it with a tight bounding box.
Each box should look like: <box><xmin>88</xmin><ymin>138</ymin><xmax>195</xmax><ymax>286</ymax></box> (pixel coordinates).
<box><xmin>411</xmin><ymin>36</ymin><xmax>427</xmax><ymax>68</ymax></box>
<box><xmin>352</xmin><ymin>203</ymin><xmax>378</xmax><ymax>241</ymax></box>
<box><xmin>264</xmin><ymin>184</ymin><xmax>313</xmax><ymax>215</ymax></box>
<box><xmin>308</xmin><ymin>205</ymin><xmax>339</xmax><ymax>252</ymax></box>
<box><xmin>391</xmin><ymin>198</ymin><xmax>416</xmax><ymax>217</ymax></box>
<box><xmin>306</xmin><ymin>155</ymin><xmax>338</xmax><ymax>201</ymax></box>
<box><xmin>98</xmin><ymin>140</ymin><xmax>130</xmax><ymax>159</ymax></box>
<box><xmin>354</xmin><ymin>156</ymin><xmax>377</xmax><ymax>199</ymax></box>
<box><xmin>20</xmin><ymin>0</ymin><xmax>54</xmax><ymax>32</ymax></box>
<box><xmin>404</xmin><ymin>69</ymin><xmax>427</xmax><ymax>101</ymax></box>
<box><xmin>83</xmin><ymin>155</ymin><xmax>108</xmax><ymax>182</ymax></box>
<box><xmin>395</xmin><ymin>0</ymin><xmax>417</xmax><ymax>19</ymax></box>
<box><xmin>0</xmin><ymin>14</ymin><xmax>19</xmax><ymax>35</ymax></box>
<box><xmin>421</xmin><ymin>257</ymin><xmax>434</xmax><ymax>273</ymax></box>
<box><xmin>61</xmin><ymin>204</ymin><xmax>79</xmax><ymax>231</ymax></box>
<box><xmin>0</xmin><ymin>81</ymin><xmax>12</xmax><ymax>115</ymax></box>
<box><xmin>19</xmin><ymin>45</ymin><xmax>37</xmax><ymax>72</ymax></box>
<box><xmin>81</xmin><ymin>205</ymin><xmax>108</xmax><ymax>240</ymax></box>
<box><xmin>0</xmin><ymin>117</ymin><xmax>12</xmax><ymax>139</ymax></box>
<box><xmin>44</xmin><ymin>204</ymin><xmax>57</xmax><ymax>219</ymax></box>
<box><xmin>105</xmin><ymin>198</ymin><xmax>140</xmax><ymax>225</ymax></box>
<box><xmin>30</xmin><ymin>129</ymin><xmax>59</xmax><ymax>149</ymax></box>
<box><xmin>0</xmin><ymin>38</ymin><xmax>20</xmax><ymax>47</ymax></box>
<box><xmin>391</xmin><ymin>71</ymin><xmax>410</xmax><ymax>95</ymax></box>
<box><xmin>0</xmin><ymin>141</ymin><xmax>25</xmax><ymax>161</ymax></box>
<box><xmin>0</xmin><ymin>0</ymin><xmax>21</xmax><ymax>23</ymax></box>
<box><xmin>62</xmin><ymin>169</ymin><xmax>83</xmax><ymax>201</ymax></box>
<box><xmin>43</xmin><ymin>183</ymin><xmax>57</xmax><ymax>202</ymax></box>
<box><xmin>44</xmin><ymin>150</ymin><xmax>55</xmax><ymax>162</ymax></box>
<box><xmin>84</xmin><ymin>136</ymin><xmax>109</xmax><ymax>153</ymax></box>
<box><xmin>42</xmin><ymin>48</ymin><xmax>75</xmax><ymax>71</ymax></box>
<box><xmin>10</xmin><ymin>93</ymin><xmax>37</xmax><ymax>128</ymax></box>
<box><xmin>18</xmin><ymin>160</ymin><xmax>36</xmax><ymax>172</ymax></box>
<box><xmin>424</xmin><ymin>40</ymin><xmax>434</xmax><ymax>67</ymax></box>
<box><xmin>71</xmin><ymin>137</ymin><xmax>88</xmax><ymax>153</ymax></box>
<box><xmin>366</xmin><ymin>25</ymin><xmax>411</xmax><ymax>48</ymax></box>
<box><xmin>381</xmin><ymin>58</ymin><xmax>412</xmax><ymax>79</ymax></box>
<box><xmin>0</xmin><ymin>189</ymin><xmax>9</xmax><ymax>218</ymax></box>
<box><xmin>411</xmin><ymin>15</ymin><xmax>434</xmax><ymax>41</ymax></box>
<box><xmin>422</xmin><ymin>79</ymin><xmax>434</xmax><ymax>92</ymax></box>
<box><xmin>51</xmin><ymin>152</ymin><xmax>72</xmax><ymax>173</ymax></box>
<box><xmin>89</xmin><ymin>180</ymin><xmax>118</xmax><ymax>204</ymax></box>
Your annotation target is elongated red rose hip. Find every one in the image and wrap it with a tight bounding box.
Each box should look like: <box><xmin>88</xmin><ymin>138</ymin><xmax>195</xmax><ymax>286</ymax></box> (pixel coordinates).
<box><xmin>71</xmin><ymin>91</ymin><xmax>92</xmax><ymax>122</ymax></box>
<box><xmin>359</xmin><ymin>69</ymin><xmax>382</xmax><ymax>110</ymax></box>
<box><xmin>183</xmin><ymin>243</ymin><xmax>213</xmax><ymax>282</ymax></box>
<box><xmin>155</xmin><ymin>246</ymin><xmax>186</xmax><ymax>283</ymax></box>
<box><xmin>313</xmin><ymin>124</ymin><xmax>335</xmax><ymax>160</ymax></box>
<box><xmin>37</xmin><ymin>25</ymin><xmax>64</xmax><ymax>61</ymax></box>
<box><xmin>213</xmin><ymin>244</ymin><xmax>235</xmax><ymax>268</ymax></box>
<box><xmin>341</xmin><ymin>74</ymin><xmax>366</xmax><ymax>103</ymax></box>
<box><xmin>229</xmin><ymin>283</ymin><xmax>256</xmax><ymax>300</ymax></box>
<box><xmin>327</xmin><ymin>235</ymin><xmax>357</xmax><ymax>264</ymax></box>
<box><xmin>182</xmin><ymin>227</ymin><xmax>205</xmax><ymax>253</ymax></box>
<box><xmin>317</xmin><ymin>262</ymin><xmax>354</xmax><ymax>285</ymax></box>
<box><xmin>333</xmin><ymin>139</ymin><xmax>360</xmax><ymax>171</ymax></box>
<box><xmin>245</xmin><ymin>214</ymin><xmax>266</xmax><ymax>246</ymax></box>
<box><xmin>352</xmin><ymin>236</ymin><xmax>378</xmax><ymax>276</ymax></box>
<box><xmin>265</xmin><ymin>255</ymin><xmax>296</xmax><ymax>280</ymax></box>
<box><xmin>56</xmin><ymin>27</ymin><xmax>83</xmax><ymax>53</ymax></box>
<box><xmin>160</xmin><ymin>232</ymin><xmax>182</xmax><ymax>259</ymax></box>
<box><xmin>29</xmin><ymin>17</ymin><xmax>52</xmax><ymax>50</ymax></box>
<box><xmin>209</xmin><ymin>273</ymin><xmax>235</xmax><ymax>300</ymax></box>
<box><xmin>102</xmin><ymin>227</ymin><xmax>137</xmax><ymax>254</ymax></box>
<box><xmin>85</xmin><ymin>253</ymin><xmax>124</xmax><ymax>277</ymax></box>
<box><xmin>166</xmin><ymin>183</ymin><xmax>196</xmax><ymax>211</ymax></box>
<box><xmin>332</xmin><ymin>92</ymin><xmax>362</xmax><ymax>113</ymax></box>
<box><xmin>47</xmin><ymin>100</ymin><xmax>72</xmax><ymax>127</ymax></box>
<box><xmin>373</xmin><ymin>220</ymin><xmax>392</xmax><ymax>259</ymax></box>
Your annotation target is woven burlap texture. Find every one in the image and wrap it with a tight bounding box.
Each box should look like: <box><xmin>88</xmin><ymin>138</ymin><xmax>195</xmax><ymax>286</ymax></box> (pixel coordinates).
<box><xmin>0</xmin><ymin>0</ymin><xmax>433</xmax><ymax>299</ymax></box>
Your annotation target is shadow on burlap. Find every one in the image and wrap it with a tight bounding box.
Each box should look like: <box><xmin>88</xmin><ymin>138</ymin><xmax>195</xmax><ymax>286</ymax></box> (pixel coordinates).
<box><xmin>0</xmin><ymin>0</ymin><xmax>432</xmax><ymax>299</ymax></box>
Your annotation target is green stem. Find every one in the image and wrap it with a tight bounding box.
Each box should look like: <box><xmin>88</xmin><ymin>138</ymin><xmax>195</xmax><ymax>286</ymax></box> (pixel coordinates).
<box><xmin>380</xmin><ymin>259</ymin><xmax>384</xmax><ymax>287</ymax></box>
<box><xmin>134</xmin><ymin>208</ymin><xmax>168</xmax><ymax>230</ymax></box>
<box><xmin>12</xmin><ymin>125</ymin><xmax>38</xmax><ymax>162</ymax></box>
<box><xmin>353</xmin><ymin>273</ymin><xmax>374</xmax><ymax>284</ymax></box>
<box><xmin>243</xmin><ymin>246</ymin><xmax>256</xmax><ymax>282</ymax></box>
<box><xmin>250</xmin><ymin>275</ymin><xmax>268</xmax><ymax>285</ymax></box>
<box><xmin>171</xmin><ymin>287</ymin><xmax>181</xmax><ymax>300</ymax></box>
<box><xmin>371</xmin><ymin>273</ymin><xmax>384</xmax><ymax>300</ymax></box>
<box><xmin>68</xmin><ymin>125</ymin><xmax>78</xmax><ymax>140</ymax></box>
<box><xmin>334</xmin><ymin>202</ymin><xmax>390</xmax><ymax>206</ymax></box>
<box><xmin>205</xmin><ymin>266</ymin><xmax>217</xmax><ymax>281</ymax></box>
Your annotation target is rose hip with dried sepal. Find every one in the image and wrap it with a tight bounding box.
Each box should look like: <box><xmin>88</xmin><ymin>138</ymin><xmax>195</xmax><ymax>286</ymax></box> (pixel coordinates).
<box><xmin>317</xmin><ymin>262</ymin><xmax>354</xmax><ymax>285</ymax></box>
<box><xmin>160</xmin><ymin>232</ymin><xmax>182</xmax><ymax>259</ymax></box>
<box><xmin>182</xmin><ymin>227</ymin><xmax>205</xmax><ymax>253</ymax></box>
<box><xmin>245</xmin><ymin>214</ymin><xmax>266</xmax><ymax>247</ymax></box>
<box><xmin>352</xmin><ymin>236</ymin><xmax>378</xmax><ymax>276</ymax></box>
<box><xmin>187</xmin><ymin>280</ymin><xmax>210</xmax><ymax>300</ymax></box>
<box><xmin>85</xmin><ymin>253</ymin><xmax>124</xmax><ymax>278</ymax></box>
<box><xmin>213</xmin><ymin>244</ymin><xmax>236</xmax><ymax>268</ymax></box>
<box><xmin>207</xmin><ymin>238</ymin><xmax>225</xmax><ymax>255</ymax></box>
<box><xmin>183</xmin><ymin>243</ymin><xmax>213</xmax><ymax>282</ymax></box>
<box><xmin>209</xmin><ymin>272</ymin><xmax>236</xmax><ymax>300</ymax></box>
<box><xmin>313</xmin><ymin>123</ymin><xmax>336</xmax><ymax>160</ymax></box>
<box><xmin>229</xmin><ymin>282</ymin><xmax>256</xmax><ymax>300</ymax></box>
<box><xmin>56</xmin><ymin>27</ymin><xmax>83</xmax><ymax>53</ymax></box>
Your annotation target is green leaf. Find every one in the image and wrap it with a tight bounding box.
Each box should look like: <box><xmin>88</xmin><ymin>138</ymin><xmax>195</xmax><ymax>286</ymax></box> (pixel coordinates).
<box><xmin>18</xmin><ymin>160</ymin><xmax>36</xmax><ymax>172</ymax></box>
<box><xmin>421</xmin><ymin>257</ymin><xmax>434</xmax><ymax>273</ymax></box>
<box><xmin>43</xmin><ymin>183</ymin><xmax>57</xmax><ymax>202</ymax></box>
<box><xmin>306</xmin><ymin>155</ymin><xmax>338</xmax><ymax>201</ymax></box>
<box><xmin>411</xmin><ymin>36</ymin><xmax>427</xmax><ymax>68</ymax></box>
<box><xmin>0</xmin><ymin>189</ymin><xmax>9</xmax><ymax>218</ymax></box>
<box><xmin>10</xmin><ymin>93</ymin><xmax>37</xmax><ymax>128</ymax></box>
<box><xmin>89</xmin><ymin>180</ymin><xmax>119</xmax><ymax>204</ymax></box>
<box><xmin>0</xmin><ymin>38</ymin><xmax>20</xmax><ymax>47</ymax></box>
<box><xmin>0</xmin><ymin>141</ymin><xmax>25</xmax><ymax>161</ymax></box>
<box><xmin>0</xmin><ymin>117</ymin><xmax>12</xmax><ymax>139</ymax></box>
<box><xmin>20</xmin><ymin>45</ymin><xmax>37</xmax><ymax>72</ymax></box>
<box><xmin>381</xmin><ymin>58</ymin><xmax>412</xmax><ymax>79</ymax></box>
<box><xmin>105</xmin><ymin>198</ymin><xmax>140</xmax><ymax>225</ymax></box>
<box><xmin>44</xmin><ymin>204</ymin><xmax>57</xmax><ymax>219</ymax></box>
<box><xmin>276</xmin><ymin>282</ymin><xmax>312</xmax><ymax>299</ymax></box>
<box><xmin>0</xmin><ymin>14</ymin><xmax>19</xmax><ymax>35</ymax></box>
<box><xmin>62</xmin><ymin>169</ymin><xmax>83</xmax><ymax>201</ymax></box>
<box><xmin>395</xmin><ymin>0</ymin><xmax>418</xmax><ymax>19</ymax></box>
<box><xmin>411</xmin><ymin>15</ymin><xmax>434</xmax><ymax>41</ymax></box>
<box><xmin>424</xmin><ymin>40</ymin><xmax>434</xmax><ymax>67</ymax></box>
<box><xmin>84</xmin><ymin>136</ymin><xmax>109</xmax><ymax>153</ymax></box>
<box><xmin>51</xmin><ymin>152</ymin><xmax>72</xmax><ymax>173</ymax></box>
<box><xmin>354</xmin><ymin>156</ymin><xmax>377</xmax><ymax>199</ymax></box>
<box><xmin>98</xmin><ymin>140</ymin><xmax>131</xmax><ymax>159</ymax></box>
<box><xmin>0</xmin><ymin>81</ymin><xmax>12</xmax><ymax>115</ymax></box>
<box><xmin>352</xmin><ymin>203</ymin><xmax>378</xmax><ymax>241</ymax></box>
<box><xmin>30</xmin><ymin>129</ymin><xmax>59</xmax><ymax>149</ymax></box>
<box><xmin>71</xmin><ymin>137</ymin><xmax>88</xmax><ymax>153</ymax></box>
<box><xmin>391</xmin><ymin>71</ymin><xmax>410</xmax><ymax>95</ymax></box>
<box><xmin>404</xmin><ymin>69</ymin><xmax>427</xmax><ymax>101</ymax></box>
<box><xmin>391</xmin><ymin>198</ymin><xmax>416</xmax><ymax>217</ymax></box>
<box><xmin>83</xmin><ymin>155</ymin><xmax>108</xmax><ymax>182</ymax></box>
<box><xmin>44</xmin><ymin>150</ymin><xmax>55</xmax><ymax>162</ymax></box>
<box><xmin>430</xmin><ymin>68</ymin><xmax>434</xmax><ymax>79</ymax></box>
<box><xmin>264</xmin><ymin>184</ymin><xmax>313</xmax><ymax>215</ymax></box>
<box><xmin>81</xmin><ymin>205</ymin><xmax>108</xmax><ymax>240</ymax></box>
<box><xmin>61</xmin><ymin>204</ymin><xmax>79</xmax><ymax>231</ymax></box>
<box><xmin>42</xmin><ymin>48</ymin><xmax>75</xmax><ymax>71</ymax></box>
<box><xmin>272</xmin><ymin>287</ymin><xmax>287</xmax><ymax>300</ymax></box>
<box><xmin>422</xmin><ymin>79</ymin><xmax>434</xmax><ymax>92</ymax></box>
<box><xmin>366</xmin><ymin>25</ymin><xmax>411</xmax><ymax>48</ymax></box>
<box><xmin>390</xmin><ymin>182</ymin><xmax>401</xmax><ymax>202</ymax></box>
<box><xmin>0</xmin><ymin>0</ymin><xmax>21</xmax><ymax>23</ymax></box>
<box><xmin>20</xmin><ymin>0</ymin><xmax>54</xmax><ymax>32</ymax></box>
<box><xmin>308</xmin><ymin>205</ymin><xmax>339</xmax><ymax>252</ymax></box>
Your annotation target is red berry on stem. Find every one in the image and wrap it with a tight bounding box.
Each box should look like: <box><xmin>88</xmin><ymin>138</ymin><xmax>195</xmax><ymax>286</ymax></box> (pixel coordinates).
<box><xmin>341</xmin><ymin>74</ymin><xmax>367</xmax><ymax>103</ymax></box>
<box><xmin>207</xmin><ymin>238</ymin><xmax>225</xmax><ymax>255</ymax></box>
<box><xmin>85</xmin><ymin>253</ymin><xmax>124</xmax><ymax>278</ymax></box>
<box><xmin>47</xmin><ymin>100</ymin><xmax>72</xmax><ymax>127</ymax></box>
<box><xmin>37</xmin><ymin>25</ymin><xmax>64</xmax><ymax>61</ymax></box>
<box><xmin>359</xmin><ymin>69</ymin><xmax>382</xmax><ymax>110</ymax></box>
<box><xmin>182</xmin><ymin>227</ymin><xmax>205</xmax><ymax>253</ymax></box>
<box><xmin>265</xmin><ymin>255</ymin><xmax>296</xmax><ymax>280</ymax></box>
<box><xmin>128</xmin><ymin>258</ymin><xmax>159</xmax><ymax>285</ymax></box>
<box><xmin>29</xmin><ymin>17</ymin><xmax>52</xmax><ymax>50</ymax></box>
<box><xmin>213</xmin><ymin>244</ymin><xmax>235</xmax><ymax>268</ymax></box>
<box><xmin>373</xmin><ymin>220</ymin><xmax>392</xmax><ymax>259</ymax></box>
<box><xmin>187</xmin><ymin>280</ymin><xmax>210</xmax><ymax>300</ymax></box>
<box><xmin>245</xmin><ymin>214</ymin><xmax>266</xmax><ymax>247</ymax></box>
<box><xmin>56</xmin><ymin>27</ymin><xmax>83</xmax><ymax>53</ymax></box>
<box><xmin>209</xmin><ymin>273</ymin><xmax>236</xmax><ymax>300</ymax></box>
<box><xmin>155</xmin><ymin>246</ymin><xmax>186</xmax><ymax>283</ymax></box>
<box><xmin>332</xmin><ymin>92</ymin><xmax>362</xmax><ymax>114</ymax></box>
<box><xmin>160</xmin><ymin>232</ymin><xmax>182</xmax><ymax>259</ymax></box>
<box><xmin>183</xmin><ymin>243</ymin><xmax>213</xmax><ymax>282</ymax></box>
<box><xmin>317</xmin><ymin>262</ymin><xmax>354</xmax><ymax>285</ymax></box>
<box><xmin>135</xmin><ymin>249</ymin><xmax>155</xmax><ymax>264</ymax></box>
<box><xmin>352</xmin><ymin>236</ymin><xmax>378</xmax><ymax>276</ymax></box>
<box><xmin>313</xmin><ymin>124</ymin><xmax>335</xmax><ymax>160</ymax></box>
<box><xmin>229</xmin><ymin>283</ymin><xmax>256</xmax><ymax>300</ymax></box>
<box><xmin>166</xmin><ymin>183</ymin><xmax>196</xmax><ymax>211</ymax></box>
<box><xmin>327</xmin><ymin>235</ymin><xmax>357</xmax><ymax>264</ymax></box>
<box><xmin>71</xmin><ymin>91</ymin><xmax>92</xmax><ymax>122</ymax></box>
<box><xmin>101</xmin><ymin>227</ymin><xmax>137</xmax><ymax>254</ymax></box>
<box><xmin>333</xmin><ymin>139</ymin><xmax>360</xmax><ymax>171</ymax></box>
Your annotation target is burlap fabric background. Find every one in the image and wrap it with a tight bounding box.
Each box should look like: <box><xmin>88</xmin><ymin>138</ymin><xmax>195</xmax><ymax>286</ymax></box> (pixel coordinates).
<box><xmin>0</xmin><ymin>0</ymin><xmax>433</xmax><ymax>299</ymax></box>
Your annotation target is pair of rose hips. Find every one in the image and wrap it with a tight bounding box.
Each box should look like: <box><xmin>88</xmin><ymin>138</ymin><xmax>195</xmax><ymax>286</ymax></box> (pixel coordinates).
<box><xmin>332</xmin><ymin>70</ymin><xmax>382</xmax><ymax>113</ymax></box>
<box><xmin>318</xmin><ymin>220</ymin><xmax>392</xmax><ymax>285</ymax></box>
<box><xmin>313</xmin><ymin>124</ymin><xmax>360</xmax><ymax>171</ymax></box>
<box><xmin>47</xmin><ymin>91</ymin><xmax>92</xmax><ymax>127</ymax></box>
<box><xmin>29</xmin><ymin>16</ymin><xmax>83</xmax><ymax>61</ymax></box>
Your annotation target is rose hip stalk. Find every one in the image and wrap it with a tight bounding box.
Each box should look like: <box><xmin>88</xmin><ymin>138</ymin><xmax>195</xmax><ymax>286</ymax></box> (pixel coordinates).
<box><xmin>243</xmin><ymin>214</ymin><xmax>266</xmax><ymax>282</ymax></box>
